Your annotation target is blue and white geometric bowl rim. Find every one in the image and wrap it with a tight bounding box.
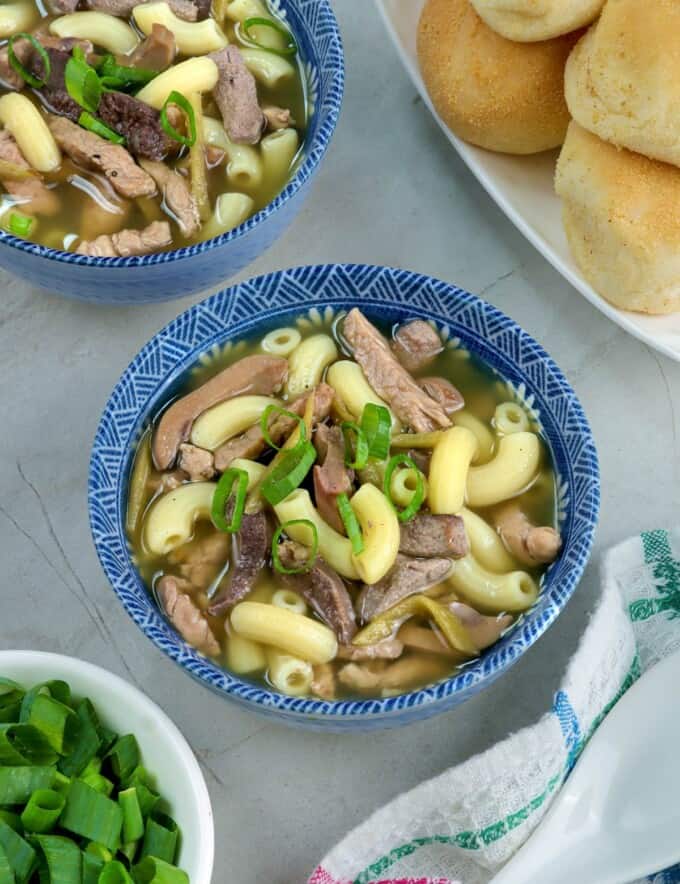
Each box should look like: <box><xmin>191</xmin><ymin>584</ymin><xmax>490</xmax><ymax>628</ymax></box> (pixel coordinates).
<box><xmin>88</xmin><ymin>263</ymin><xmax>600</xmax><ymax>721</ymax></box>
<box><xmin>0</xmin><ymin>0</ymin><xmax>344</xmax><ymax>269</ymax></box>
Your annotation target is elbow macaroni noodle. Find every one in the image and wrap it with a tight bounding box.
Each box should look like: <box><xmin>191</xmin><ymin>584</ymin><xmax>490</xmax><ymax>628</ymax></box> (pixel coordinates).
<box><xmin>286</xmin><ymin>334</ymin><xmax>338</xmax><ymax>398</ymax></box>
<box><xmin>261</xmin><ymin>327</ymin><xmax>301</xmax><ymax>357</ymax></box>
<box><xmin>0</xmin><ymin>2</ymin><xmax>38</xmax><ymax>37</ymax></box>
<box><xmin>428</xmin><ymin>426</ymin><xmax>477</xmax><ymax>514</ymax></box>
<box><xmin>50</xmin><ymin>12</ymin><xmax>139</xmax><ymax>53</ymax></box>
<box><xmin>326</xmin><ymin>360</ymin><xmax>395</xmax><ymax>428</ymax></box>
<box><xmin>0</xmin><ymin>94</ymin><xmax>60</xmax><ymax>173</ymax></box>
<box><xmin>494</xmin><ymin>401</ymin><xmax>530</xmax><ymax>435</ymax></box>
<box><xmin>190</xmin><ymin>395</ymin><xmax>277</xmax><ymax>450</ymax></box>
<box><xmin>448</xmin><ymin>555</ymin><xmax>539</xmax><ymax>614</ymax></box>
<box><xmin>241</xmin><ymin>48</ymin><xmax>296</xmax><ymax>88</ymax></box>
<box><xmin>466</xmin><ymin>432</ymin><xmax>540</xmax><ymax>508</ymax></box>
<box><xmin>134</xmin><ymin>2</ymin><xmax>228</xmax><ymax>54</ymax></box>
<box><xmin>144</xmin><ymin>481</ymin><xmax>216</xmax><ymax>555</ymax></box>
<box><xmin>137</xmin><ymin>57</ymin><xmax>219</xmax><ymax>108</ymax></box>
<box><xmin>460</xmin><ymin>508</ymin><xmax>518</xmax><ymax>574</ymax></box>
<box><xmin>349</xmin><ymin>484</ymin><xmax>400</xmax><ymax>585</ymax></box>
<box><xmin>231</xmin><ymin>601</ymin><xmax>338</xmax><ymax>664</ymax></box>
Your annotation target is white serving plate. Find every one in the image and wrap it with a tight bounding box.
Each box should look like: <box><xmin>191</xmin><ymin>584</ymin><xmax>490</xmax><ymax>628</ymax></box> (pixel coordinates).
<box><xmin>376</xmin><ymin>0</ymin><xmax>680</xmax><ymax>362</ymax></box>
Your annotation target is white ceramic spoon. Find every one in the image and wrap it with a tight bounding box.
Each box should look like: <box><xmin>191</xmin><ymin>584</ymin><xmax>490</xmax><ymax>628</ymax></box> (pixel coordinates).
<box><xmin>491</xmin><ymin>649</ymin><xmax>680</xmax><ymax>884</ymax></box>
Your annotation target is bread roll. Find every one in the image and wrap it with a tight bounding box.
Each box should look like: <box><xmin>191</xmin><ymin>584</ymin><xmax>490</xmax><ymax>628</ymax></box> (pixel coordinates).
<box><xmin>565</xmin><ymin>0</ymin><xmax>680</xmax><ymax>168</ymax></box>
<box><xmin>417</xmin><ymin>0</ymin><xmax>577</xmax><ymax>155</ymax></box>
<box><xmin>469</xmin><ymin>0</ymin><xmax>604</xmax><ymax>42</ymax></box>
<box><xmin>555</xmin><ymin>122</ymin><xmax>680</xmax><ymax>315</ymax></box>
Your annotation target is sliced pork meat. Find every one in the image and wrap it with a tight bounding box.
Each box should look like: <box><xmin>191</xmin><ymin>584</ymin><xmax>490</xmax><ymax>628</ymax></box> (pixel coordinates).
<box><xmin>392</xmin><ymin>319</ymin><xmax>443</xmax><ymax>373</ymax></box>
<box><xmin>76</xmin><ymin>220</ymin><xmax>171</xmax><ymax>256</ymax></box>
<box><xmin>263</xmin><ymin>105</ymin><xmax>292</xmax><ymax>131</ymax></box>
<box><xmin>86</xmin><ymin>0</ymin><xmax>136</xmax><ymax>14</ymax></box>
<box><xmin>210</xmin><ymin>45</ymin><xmax>265</xmax><ymax>145</ymax></box>
<box><xmin>157</xmin><ymin>575</ymin><xmax>220</xmax><ymax>656</ymax></box>
<box><xmin>337</xmin><ymin>640</ymin><xmax>403</xmax><ymax>661</ymax></box>
<box><xmin>98</xmin><ymin>92</ymin><xmax>173</xmax><ymax>162</ymax></box>
<box><xmin>30</xmin><ymin>47</ymin><xmax>81</xmax><ymax>121</ymax></box>
<box><xmin>208</xmin><ymin>512</ymin><xmax>272</xmax><ymax>615</ymax></box>
<box><xmin>129</xmin><ymin>23</ymin><xmax>176</xmax><ymax>71</ymax></box>
<box><xmin>408</xmin><ymin>448</ymin><xmax>431</xmax><ymax>475</ymax></box>
<box><xmin>140</xmin><ymin>159</ymin><xmax>200</xmax><ymax>236</ymax></box>
<box><xmin>449</xmin><ymin>602</ymin><xmax>513</xmax><ymax>650</ymax></box>
<box><xmin>492</xmin><ymin>502</ymin><xmax>562</xmax><ymax>567</ymax></box>
<box><xmin>169</xmin><ymin>0</ymin><xmax>211</xmax><ymax>20</ymax></box>
<box><xmin>169</xmin><ymin>531</ymin><xmax>229</xmax><ymax>589</ymax></box>
<box><xmin>358</xmin><ymin>555</ymin><xmax>453</xmax><ymax>623</ymax></box>
<box><xmin>277</xmin><ymin>541</ymin><xmax>357</xmax><ymax>644</ymax></box>
<box><xmin>342</xmin><ymin>309</ymin><xmax>451</xmax><ymax>433</ymax></box>
<box><xmin>399</xmin><ymin>513</ymin><xmax>468</xmax><ymax>559</ymax></box>
<box><xmin>177</xmin><ymin>443</ymin><xmax>215</xmax><ymax>481</ymax></box>
<box><xmin>0</xmin><ymin>131</ymin><xmax>58</xmax><ymax>216</ymax></box>
<box><xmin>313</xmin><ymin>424</ymin><xmax>353</xmax><ymax>534</ymax></box>
<box><xmin>48</xmin><ymin>115</ymin><xmax>156</xmax><ymax>199</ymax></box>
<box><xmin>418</xmin><ymin>377</ymin><xmax>464</xmax><ymax>415</ymax></box>
<box><xmin>213</xmin><ymin>382</ymin><xmax>335</xmax><ymax>471</ymax></box>
<box><xmin>153</xmin><ymin>355</ymin><xmax>288</xmax><ymax>470</ymax></box>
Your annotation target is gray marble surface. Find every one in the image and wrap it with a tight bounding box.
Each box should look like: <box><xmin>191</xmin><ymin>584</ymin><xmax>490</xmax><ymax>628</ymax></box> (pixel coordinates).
<box><xmin>1</xmin><ymin>3</ymin><xmax>679</xmax><ymax>882</ymax></box>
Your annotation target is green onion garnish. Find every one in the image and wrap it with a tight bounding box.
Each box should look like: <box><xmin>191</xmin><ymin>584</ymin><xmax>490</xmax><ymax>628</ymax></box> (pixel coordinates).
<box><xmin>97</xmin><ymin>54</ymin><xmax>157</xmax><ymax>91</ymax></box>
<box><xmin>0</xmin><ymin>724</ymin><xmax>58</xmax><ymax>767</ymax></box>
<box><xmin>211</xmin><ymin>467</ymin><xmax>249</xmax><ymax>533</ymax></box>
<box><xmin>134</xmin><ymin>856</ymin><xmax>189</xmax><ymax>884</ymax></box>
<box><xmin>119</xmin><ymin>787</ymin><xmax>144</xmax><ymax>844</ymax></box>
<box><xmin>107</xmin><ymin>734</ymin><xmax>139</xmax><ymax>784</ymax></box>
<box><xmin>160</xmin><ymin>90</ymin><xmax>196</xmax><ymax>147</ymax></box>
<box><xmin>241</xmin><ymin>16</ymin><xmax>298</xmax><ymax>56</ymax></box>
<box><xmin>28</xmin><ymin>694</ymin><xmax>79</xmax><ymax>755</ymax></box>
<box><xmin>340</xmin><ymin>421</ymin><xmax>369</xmax><ymax>470</ymax></box>
<box><xmin>20</xmin><ymin>788</ymin><xmax>65</xmax><ymax>834</ymax></box>
<box><xmin>140</xmin><ymin>811</ymin><xmax>178</xmax><ymax>865</ymax></box>
<box><xmin>8</xmin><ymin>33</ymin><xmax>51</xmax><ymax>88</ymax></box>
<box><xmin>8</xmin><ymin>211</ymin><xmax>32</xmax><ymax>237</ymax></box>
<box><xmin>65</xmin><ymin>52</ymin><xmax>101</xmax><ymax>113</ymax></box>
<box><xmin>0</xmin><ymin>816</ymin><xmax>36</xmax><ymax>883</ymax></box>
<box><xmin>360</xmin><ymin>403</ymin><xmax>392</xmax><ymax>461</ymax></box>
<box><xmin>78</xmin><ymin>111</ymin><xmax>126</xmax><ymax>144</ymax></box>
<box><xmin>260</xmin><ymin>404</ymin><xmax>305</xmax><ymax>451</ymax></box>
<box><xmin>336</xmin><ymin>492</ymin><xmax>364</xmax><ymax>554</ymax></box>
<box><xmin>60</xmin><ymin>780</ymin><xmax>123</xmax><ymax>849</ymax></box>
<box><xmin>0</xmin><ymin>767</ymin><xmax>55</xmax><ymax>805</ymax></box>
<box><xmin>99</xmin><ymin>859</ymin><xmax>134</xmax><ymax>883</ymax></box>
<box><xmin>261</xmin><ymin>441</ymin><xmax>317</xmax><ymax>506</ymax></box>
<box><xmin>384</xmin><ymin>454</ymin><xmax>426</xmax><ymax>522</ymax></box>
<box><xmin>272</xmin><ymin>520</ymin><xmax>319</xmax><ymax>574</ymax></box>
<box><xmin>0</xmin><ymin>679</ymin><xmax>24</xmax><ymax>723</ymax></box>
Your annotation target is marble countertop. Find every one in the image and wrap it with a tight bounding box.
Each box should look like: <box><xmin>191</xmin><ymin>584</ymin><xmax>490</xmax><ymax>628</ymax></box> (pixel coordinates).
<box><xmin>2</xmin><ymin>3</ymin><xmax>679</xmax><ymax>882</ymax></box>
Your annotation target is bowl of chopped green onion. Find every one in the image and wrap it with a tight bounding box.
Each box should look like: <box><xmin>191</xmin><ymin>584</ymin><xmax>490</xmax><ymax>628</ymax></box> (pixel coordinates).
<box><xmin>0</xmin><ymin>650</ymin><xmax>214</xmax><ymax>884</ymax></box>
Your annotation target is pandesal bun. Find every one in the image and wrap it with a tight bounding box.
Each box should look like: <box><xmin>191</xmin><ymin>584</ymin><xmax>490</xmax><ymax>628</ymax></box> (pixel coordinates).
<box><xmin>555</xmin><ymin>122</ymin><xmax>680</xmax><ymax>315</ymax></box>
<box><xmin>565</xmin><ymin>0</ymin><xmax>680</xmax><ymax>168</ymax></box>
<box><xmin>469</xmin><ymin>0</ymin><xmax>604</xmax><ymax>42</ymax></box>
<box><xmin>417</xmin><ymin>0</ymin><xmax>577</xmax><ymax>155</ymax></box>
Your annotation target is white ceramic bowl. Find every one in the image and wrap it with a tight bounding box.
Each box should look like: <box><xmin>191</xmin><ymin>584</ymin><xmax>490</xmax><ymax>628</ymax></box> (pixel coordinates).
<box><xmin>0</xmin><ymin>650</ymin><xmax>214</xmax><ymax>884</ymax></box>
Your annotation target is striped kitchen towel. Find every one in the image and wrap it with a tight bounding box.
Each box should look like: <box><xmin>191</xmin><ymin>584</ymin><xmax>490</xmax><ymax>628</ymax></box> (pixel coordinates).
<box><xmin>309</xmin><ymin>528</ymin><xmax>680</xmax><ymax>884</ymax></box>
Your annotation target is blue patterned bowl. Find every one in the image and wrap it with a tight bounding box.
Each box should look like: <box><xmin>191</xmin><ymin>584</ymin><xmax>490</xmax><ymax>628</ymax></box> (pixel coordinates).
<box><xmin>0</xmin><ymin>2</ymin><xmax>343</xmax><ymax>304</ymax></box>
<box><xmin>89</xmin><ymin>264</ymin><xmax>600</xmax><ymax>731</ymax></box>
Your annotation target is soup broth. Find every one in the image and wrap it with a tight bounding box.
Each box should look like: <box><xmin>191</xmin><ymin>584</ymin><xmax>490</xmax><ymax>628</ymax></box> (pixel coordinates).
<box><xmin>127</xmin><ymin>310</ymin><xmax>560</xmax><ymax>701</ymax></box>
<box><xmin>0</xmin><ymin>0</ymin><xmax>307</xmax><ymax>253</ymax></box>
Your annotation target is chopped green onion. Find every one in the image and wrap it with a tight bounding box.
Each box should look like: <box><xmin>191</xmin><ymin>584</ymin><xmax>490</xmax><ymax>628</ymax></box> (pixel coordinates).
<box><xmin>20</xmin><ymin>789</ymin><xmax>64</xmax><ymax>834</ymax></box>
<box><xmin>0</xmin><ymin>679</ymin><xmax>24</xmax><ymax>724</ymax></box>
<box><xmin>81</xmin><ymin>756</ymin><xmax>102</xmax><ymax>778</ymax></box>
<box><xmin>360</xmin><ymin>403</ymin><xmax>392</xmax><ymax>461</ymax></box>
<box><xmin>32</xmin><ymin>834</ymin><xmax>82</xmax><ymax>884</ymax></box>
<box><xmin>78</xmin><ymin>111</ymin><xmax>126</xmax><ymax>145</ymax></box>
<box><xmin>0</xmin><ymin>811</ymin><xmax>21</xmax><ymax>833</ymax></box>
<box><xmin>140</xmin><ymin>812</ymin><xmax>178</xmax><ymax>865</ymax></box>
<box><xmin>0</xmin><ymin>817</ymin><xmax>36</xmax><ymax>883</ymax></box>
<box><xmin>59</xmin><ymin>700</ymin><xmax>101</xmax><ymax>778</ymax></box>
<box><xmin>271</xmin><ymin>520</ymin><xmax>318</xmax><ymax>574</ymax></box>
<box><xmin>261</xmin><ymin>440</ymin><xmax>316</xmax><ymax>506</ymax></box>
<box><xmin>98</xmin><ymin>727</ymin><xmax>118</xmax><ymax>757</ymax></box>
<box><xmin>52</xmin><ymin>771</ymin><xmax>72</xmax><ymax>794</ymax></box>
<box><xmin>336</xmin><ymin>493</ymin><xmax>364</xmax><ymax>554</ymax></box>
<box><xmin>85</xmin><ymin>842</ymin><xmax>113</xmax><ymax>863</ymax></box>
<box><xmin>241</xmin><ymin>17</ymin><xmax>297</xmax><ymax>56</ymax></box>
<box><xmin>118</xmin><ymin>788</ymin><xmax>144</xmax><ymax>844</ymax></box>
<box><xmin>20</xmin><ymin>682</ymin><xmax>70</xmax><ymax>722</ymax></box>
<box><xmin>384</xmin><ymin>454</ymin><xmax>425</xmax><ymax>522</ymax></box>
<box><xmin>7</xmin><ymin>212</ymin><xmax>32</xmax><ymax>238</ymax></box>
<box><xmin>28</xmin><ymin>695</ymin><xmax>79</xmax><ymax>755</ymax></box>
<box><xmin>7</xmin><ymin>33</ymin><xmax>51</xmax><ymax>88</ymax></box>
<box><xmin>160</xmin><ymin>90</ymin><xmax>196</xmax><ymax>147</ymax></box>
<box><xmin>65</xmin><ymin>52</ymin><xmax>101</xmax><ymax>113</ymax></box>
<box><xmin>340</xmin><ymin>421</ymin><xmax>368</xmax><ymax>470</ymax></box>
<box><xmin>0</xmin><ymin>842</ymin><xmax>12</xmax><ymax>884</ymax></box>
<box><xmin>106</xmin><ymin>735</ymin><xmax>139</xmax><ymax>784</ymax></box>
<box><xmin>134</xmin><ymin>856</ymin><xmax>190</xmax><ymax>884</ymax></box>
<box><xmin>124</xmin><ymin>768</ymin><xmax>159</xmax><ymax>819</ymax></box>
<box><xmin>82</xmin><ymin>850</ymin><xmax>105</xmax><ymax>884</ymax></box>
<box><xmin>0</xmin><ymin>767</ymin><xmax>55</xmax><ymax>804</ymax></box>
<box><xmin>99</xmin><ymin>860</ymin><xmax>134</xmax><ymax>883</ymax></box>
<box><xmin>97</xmin><ymin>54</ymin><xmax>157</xmax><ymax>90</ymax></box>
<box><xmin>0</xmin><ymin>725</ymin><xmax>58</xmax><ymax>767</ymax></box>
<box><xmin>260</xmin><ymin>404</ymin><xmax>305</xmax><ymax>451</ymax></box>
<box><xmin>211</xmin><ymin>468</ymin><xmax>249</xmax><ymax>533</ymax></box>
<box><xmin>80</xmin><ymin>773</ymin><xmax>114</xmax><ymax>796</ymax></box>
<box><xmin>60</xmin><ymin>780</ymin><xmax>123</xmax><ymax>851</ymax></box>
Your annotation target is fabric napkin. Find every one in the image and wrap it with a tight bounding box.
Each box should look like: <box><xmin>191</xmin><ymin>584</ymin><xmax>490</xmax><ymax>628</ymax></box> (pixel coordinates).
<box><xmin>309</xmin><ymin>528</ymin><xmax>680</xmax><ymax>884</ymax></box>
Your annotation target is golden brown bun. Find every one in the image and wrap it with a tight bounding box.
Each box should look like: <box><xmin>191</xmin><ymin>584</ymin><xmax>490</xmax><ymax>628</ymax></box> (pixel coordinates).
<box><xmin>469</xmin><ymin>0</ymin><xmax>604</xmax><ymax>42</ymax></box>
<box><xmin>555</xmin><ymin>122</ymin><xmax>680</xmax><ymax>315</ymax></box>
<box><xmin>565</xmin><ymin>0</ymin><xmax>680</xmax><ymax>168</ymax></box>
<box><xmin>417</xmin><ymin>0</ymin><xmax>578</xmax><ymax>155</ymax></box>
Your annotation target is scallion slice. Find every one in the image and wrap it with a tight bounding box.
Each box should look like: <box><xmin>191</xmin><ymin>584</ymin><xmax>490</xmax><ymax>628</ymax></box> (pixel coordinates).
<box><xmin>260</xmin><ymin>404</ymin><xmax>305</xmax><ymax>451</ymax></box>
<box><xmin>20</xmin><ymin>788</ymin><xmax>65</xmax><ymax>834</ymax></box>
<box><xmin>78</xmin><ymin>111</ymin><xmax>126</xmax><ymax>145</ymax></box>
<box><xmin>7</xmin><ymin>33</ymin><xmax>50</xmax><ymax>88</ymax></box>
<box><xmin>97</xmin><ymin>54</ymin><xmax>157</xmax><ymax>90</ymax></box>
<box><xmin>271</xmin><ymin>520</ymin><xmax>318</xmax><ymax>574</ymax></box>
<box><xmin>340</xmin><ymin>421</ymin><xmax>368</xmax><ymax>470</ymax></box>
<box><xmin>0</xmin><ymin>817</ymin><xmax>36</xmax><ymax>883</ymax></box>
<box><xmin>384</xmin><ymin>454</ymin><xmax>425</xmax><ymax>522</ymax></box>
<box><xmin>106</xmin><ymin>735</ymin><xmax>139</xmax><ymax>784</ymax></box>
<box><xmin>0</xmin><ymin>679</ymin><xmax>24</xmax><ymax>723</ymax></box>
<box><xmin>82</xmin><ymin>850</ymin><xmax>106</xmax><ymax>884</ymax></box>
<box><xmin>80</xmin><ymin>772</ymin><xmax>114</xmax><ymax>797</ymax></box>
<box><xmin>119</xmin><ymin>788</ymin><xmax>144</xmax><ymax>844</ymax></box>
<box><xmin>211</xmin><ymin>468</ymin><xmax>249</xmax><ymax>533</ymax></box>
<box><xmin>0</xmin><ymin>724</ymin><xmax>58</xmax><ymax>767</ymax></box>
<box><xmin>60</xmin><ymin>780</ymin><xmax>123</xmax><ymax>850</ymax></box>
<box><xmin>134</xmin><ymin>856</ymin><xmax>190</xmax><ymax>884</ymax></box>
<box><xmin>65</xmin><ymin>53</ymin><xmax>101</xmax><ymax>113</ymax></box>
<box><xmin>59</xmin><ymin>699</ymin><xmax>101</xmax><ymax>778</ymax></box>
<box><xmin>99</xmin><ymin>859</ymin><xmax>134</xmax><ymax>883</ymax></box>
<box><xmin>0</xmin><ymin>767</ymin><xmax>55</xmax><ymax>805</ymax></box>
<box><xmin>7</xmin><ymin>211</ymin><xmax>32</xmax><ymax>238</ymax></box>
<box><xmin>160</xmin><ymin>90</ymin><xmax>196</xmax><ymax>148</ymax></box>
<box><xmin>241</xmin><ymin>16</ymin><xmax>297</xmax><ymax>56</ymax></box>
<box><xmin>261</xmin><ymin>440</ymin><xmax>316</xmax><ymax>506</ymax></box>
<box><xmin>336</xmin><ymin>493</ymin><xmax>364</xmax><ymax>554</ymax></box>
<box><xmin>360</xmin><ymin>403</ymin><xmax>392</xmax><ymax>461</ymax></box>
<box><xmin>28</xmin><ymin>694</ymin><xmax>79</xmax><ymax>755</ymax></box>
<box><xmin>140</xmin><ymin>812</ymin><xmax>178</xmax><ymax>865</ymax></box>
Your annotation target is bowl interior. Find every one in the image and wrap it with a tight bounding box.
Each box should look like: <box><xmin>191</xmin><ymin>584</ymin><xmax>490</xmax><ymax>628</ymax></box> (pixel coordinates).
<box><xmin>0</xmin><ymin>651</ymin><xmax>214</xmax><ymax>882</ymax></box>
<box><xmin>89</xmin><ymin>264</ymin><xmax>600</xmax><ymax>723</ymax></box>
